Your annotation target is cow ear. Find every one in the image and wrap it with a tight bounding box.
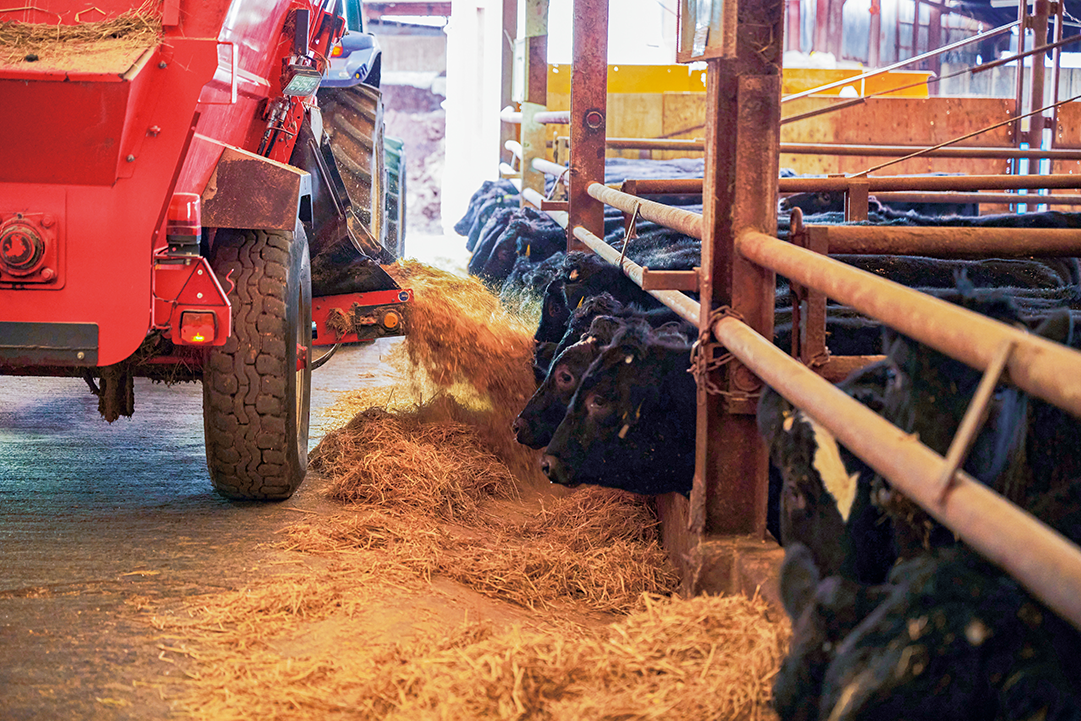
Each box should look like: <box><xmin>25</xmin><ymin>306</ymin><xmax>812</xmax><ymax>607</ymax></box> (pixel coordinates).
<box><xmin>1034</xmin><ymin>308</ymin><xmax>1073</xmax><ymax>347</ymax></box>
<box><xmin>780</xmin><ymin>543</ymin><xmax>821</xmax><ymax>621</ymax></box>
<box><xmin>757</xmin><ymin>386</ymin><xmax>794</xmax><ymax>448</ymax></box>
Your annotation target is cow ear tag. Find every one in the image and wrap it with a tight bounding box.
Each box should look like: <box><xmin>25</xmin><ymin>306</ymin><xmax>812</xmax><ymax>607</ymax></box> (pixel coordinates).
<box><xmin>618</xmin><ymin>424</ymin><xmax>631</xmax><ymax>439</ymax></box>
<box><xmin>624</xmin><ymin>354</ymin><xmax>634</xmax><ymax>364</ymax></box>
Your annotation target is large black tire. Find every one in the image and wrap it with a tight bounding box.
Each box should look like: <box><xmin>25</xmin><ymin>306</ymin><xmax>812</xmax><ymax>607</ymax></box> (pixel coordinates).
<box><xmin>318</xmin><ymin>84</ymin><xmax>387</xmax><ymax>254</ymax></box>
<box><xmin>202</xmin><ymin>224</ymin><xmax>312</xmax><ymax>500</ymax></box>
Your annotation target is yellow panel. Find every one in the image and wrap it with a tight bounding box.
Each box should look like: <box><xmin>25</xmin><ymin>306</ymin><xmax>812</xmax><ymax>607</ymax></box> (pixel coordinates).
<box><xmin>548</xmin><ymin>64</ymin><xmax>928</xmax><ymax>99</ymax></box>
<box><xmin>547</xmin><ymin>64</ymin><xmax>707</xmax><ymax>96</ymax></box>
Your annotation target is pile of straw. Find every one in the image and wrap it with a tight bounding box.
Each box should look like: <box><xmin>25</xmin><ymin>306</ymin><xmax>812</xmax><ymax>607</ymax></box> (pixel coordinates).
<box><xmin>0</xmin><ymin>2</ymin><xmax>161</xmax><ymax>66</ymax></box>
<box><xmin>385</xmin><ymin>260</ymin><xmax>541</xmax><ymax>478</ymax></box>
<box><xmin>283</xmin><ymin>484</ymin><xmax>676</xmax><ymax>614</ymax></box>
<box><xmin>311</xmin><ymin>404</ymin><xmax>518</xmax><ymax>520</ymax></box>
<box><xmin>155</xmin><ymin>590</ymin><xmax>788</xmax><ymax>721</ymax></box>
<box><xmin>146</xmin><ymin>260</ymin><xmax>791</xmax><ymax>719</ymax></box>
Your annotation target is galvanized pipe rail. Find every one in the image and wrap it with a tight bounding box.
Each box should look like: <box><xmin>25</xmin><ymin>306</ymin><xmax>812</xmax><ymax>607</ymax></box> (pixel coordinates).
<box><xmin>713</xmin><ymin>315</ymin><xmax>1081</xmax><ymax>631</ymax></box>
<box><xmin>549</xmin><ymin>193</ymin><xmax>1081</xmax><ymax>630</ymax></box>
<box><xmin>604</xmin><ymin>139</ymin><xmax>1081</xmax><ymax>162</ymax></box>
<box><xmin>586</xmin><ymin>181</ymin><xmax>703</xmax><ymax>239</ymax></box>
<box><xmin>874</xmin><ymin>191</ymin><xmax>1081</xmax><ymax>206</ymax></box>
<box><xmin>624</xmin><ymin>174</ymin><xmax>1081</xmax><ymax>195</ymax></box>
<box><xmin>812</xmin><ymin>226</ymin><xmax>1081</xmax><ymax>257</ymax></box>
<box><xmin>578</xmin><ymin>181</ymin><xmax>1081</xmax><ymax>257</ymax></box>
<box><xmin>738</xmin><ymin>229</ymin><xmax>1081</xmax><ymax>418</ymax></box>
<box><xmin>499</xmin><ymin>108</ymin><xmax>571</xmax><ymax>125</ymax></box>
<box><xmin>532</xmin><ymin>156</ymin><xmax>569</xmax><ymax>179</ymax></box>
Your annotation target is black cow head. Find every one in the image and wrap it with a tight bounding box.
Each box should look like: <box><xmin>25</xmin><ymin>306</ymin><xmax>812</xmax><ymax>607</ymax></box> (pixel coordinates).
<box><xmin>540</xmin><ymin>323</ymin><xmax>695</xmax><ymax>495</ymax></box>
<box><xmin>534</xmin><ymin>278</ymin><xmax>570</xmax><ymax>345</ymax></box>
<box><xmin>514</xmin><ymin>315</ymin><xmax>628</xmax><ymax>449</ymax></box>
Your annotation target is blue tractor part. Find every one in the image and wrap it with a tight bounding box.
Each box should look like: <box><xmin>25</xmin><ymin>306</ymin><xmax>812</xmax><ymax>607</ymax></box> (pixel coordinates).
<box><xmin>322</xmin><ymin>0</ymin><xmax>381</xmax><ymax>88</ymax></box>
<box><xmin>316</xmin><ymin>0</ymin><xmax>405</xmax><ymax>261</ymax></box>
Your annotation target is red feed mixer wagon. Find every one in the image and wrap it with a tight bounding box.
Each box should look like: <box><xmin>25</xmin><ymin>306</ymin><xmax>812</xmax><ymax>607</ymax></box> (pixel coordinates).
<box><xmin>0</xmin><ymin>0</ymin><xmax>410</xmax><ymax>499</ymax></box>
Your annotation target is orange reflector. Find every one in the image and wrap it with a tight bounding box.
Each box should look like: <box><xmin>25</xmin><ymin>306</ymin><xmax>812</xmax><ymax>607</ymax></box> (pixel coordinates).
<box><xmin>330</xmin><ymin>44</ymin><xmax>343</xmax><ymax>57</ymax></box>
<box><xmin>381</xmin><ymin>310</ymin><xmax>400</xmax><ymax>329</ymax></box>
<box><xmin>180</xmin><ymin>310</ymin><xmax>217</xmax><ymax>344</ymax></box>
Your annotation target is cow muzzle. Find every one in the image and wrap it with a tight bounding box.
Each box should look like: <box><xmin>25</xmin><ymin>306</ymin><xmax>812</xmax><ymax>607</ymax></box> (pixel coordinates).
<box><xmin>540</xmin><ymin>454</ymin><xmax>579</xmax><ymax>488</ymax></box>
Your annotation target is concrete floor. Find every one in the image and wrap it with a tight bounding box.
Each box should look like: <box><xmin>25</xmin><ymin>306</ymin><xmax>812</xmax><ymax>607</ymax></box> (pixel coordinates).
<box><xmin>0</xmin><ymin>338</ymin><xmax>419</xmax><ymax>719</ymax></box>
<box><xmin>0</xmin><ymin>232</ymin><xmax>475</xmax><ymax>719</ymax></box>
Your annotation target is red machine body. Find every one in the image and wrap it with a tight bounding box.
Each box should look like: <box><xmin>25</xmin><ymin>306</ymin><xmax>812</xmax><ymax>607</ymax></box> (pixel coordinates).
<box><xmin>0</xmin><ymin>0</ymin><xmax>374</xmax><ymax>367</ymax></box>
<box><xmin>0</xmin><ymin>0</ymin><xmax>409</xmax><ymax>500</ymax></box>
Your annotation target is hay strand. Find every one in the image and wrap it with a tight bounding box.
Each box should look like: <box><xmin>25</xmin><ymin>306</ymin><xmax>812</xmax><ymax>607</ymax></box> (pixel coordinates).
<box><xmin>0</xmin><ymin>1</ymin><xmax>161</xmax><ymax>66</ymax></box>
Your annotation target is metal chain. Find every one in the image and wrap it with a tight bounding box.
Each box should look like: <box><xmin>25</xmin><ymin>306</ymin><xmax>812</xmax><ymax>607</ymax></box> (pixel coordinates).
<box><xmin>689</xmin><ymin>306</ymin><xmax>744</xmax><ymax>396</ymax></box>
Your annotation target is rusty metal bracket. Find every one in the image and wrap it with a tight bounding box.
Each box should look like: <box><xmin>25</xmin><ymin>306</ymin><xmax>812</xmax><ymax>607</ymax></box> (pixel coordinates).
<box><xmin>936</xmin><ymin>339</ymin><xmax>1016</xmax><ymax>503</ymax></box>
<box><xmin>618</xmin><ymin>202</ymin><xmax>641</xmax><ymax>269</ymax></box>
<box><xmin>641</xmin><ymin>267</ymin><xmax>700</xmax><ymax>292</ymax></box>
<box><xmin>547</xmin><ymin>167</ymin><xmax>571</xmax><ymax>201</ymax></box>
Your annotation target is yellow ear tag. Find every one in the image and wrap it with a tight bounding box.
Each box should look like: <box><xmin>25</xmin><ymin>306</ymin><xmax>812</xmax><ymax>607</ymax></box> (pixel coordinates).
<box><xmin>576</xmin><ymin>296</ymin><xmax>584</xmax><ymax>309</ymax></box>
<box><xmin>525</xmin><ymin>244</ymin><xmax>531</xmax><ymax>257</ymax></box>
<box><xmin>624</xmin><ymin>355</ymin><xmax>634</xmax><ymax>364</ymax></box>
<box><xmin>618</xmin><ymin>424</ymin><xmax>630</xmax><ymax>439</ymax></box>
<box><xmin>635</xmin><ymin>402</ymin><xmax>643</xmax><ymax>419</ymax></box>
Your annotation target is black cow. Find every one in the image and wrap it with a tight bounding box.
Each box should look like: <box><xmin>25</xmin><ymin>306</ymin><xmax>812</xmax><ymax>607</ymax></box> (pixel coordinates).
<box><xmin>540</xmin><ymin>322</ymin><xmax>696</xmax><ymax>495</ymax></box>
<box><xmin>473</xmin><ymin>207</ymin><xmax>565</xmax><ymax>285</ymax></box>
<box><xmin>517</xmin><ymin>307</ymin><xmax>695</xmax><ymax>449</ymax></box>
<box><xmin>776</xmin><ymin>534</ymin><xmax>1081</xmax><ymax>721</ymax></box>
<box><xmin>877</xmin><ymin>282</ymin><xmax>1077</xmax><ymax>557</ymax></box>
<box><xmin>514</xmin><ymin>314</ymin><xmax>629</xmax><ymax>449</ymax></box>
<box><xmin>757</xmin><ymin>360</ymin><xmax>897</xmax><ymax>585</ymax></box>
<box><xmin>454</xmin><ymin>179</ymin><xmax>520</xmax><ymax>252</ymax></box>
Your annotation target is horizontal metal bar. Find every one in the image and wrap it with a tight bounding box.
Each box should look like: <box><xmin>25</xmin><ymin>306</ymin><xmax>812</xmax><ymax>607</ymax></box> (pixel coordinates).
<box><xmin>607</xmin><ymin>138</ymin><xmax>705</xmax><ymax>151</ymax></box>
<box><xmin>586</xmin><ymin>181</ymin><xmax>703</xmax><ymax>239</ymax></box>
<box><xmin>531</xmin><ymin>157</ymin><xmax>569</xmax><ymax>179</ymax></box>
<box><xmin>502</xmin><ymin>109</ymin><xmax>571</xmax><ymax>125</ymax></box>
<box><xmin>628</xmin><ymin>175</ymin><xmax>1081</xmax><ymax>196</ymax></box>
<box><xmin>712</xmin><ymin>315</ymin><xmax>1081</xmax><ymax>632</ymax></box>
<box><xmin>605</xmin><ymin>139</ymin><xmax>1081</xmax><ymax>161</ymax></box>
<box><xmin>781</xmin><ymin>175</ymin><xmax>1081</xmax><ymax>192</ymax></box>
<box><xmin>499</xmin><ymin>106</ymin><xmax>521</xmax><ymax>124</ymax></box>
<box><xmin>781</xmin><ymin>143</ymin><xmax>1081</xmax><ymax>161</ymax></box>
<box><xmin>812</xmin><ymin>225</ymin><xmax>1081</xmax><ymax>257</ymax></box>
<box><xmin>782</xmin><ymin>20</ymin><xmax>1020</xmax><ymax>103</ymax></box>
<box><xmin>873</xmin><ymin>191</ymin><xmax>1081</xmax><ymax>205</ymax></box>
<box><xmin>737</xmin><ymin>230</ymin><xmax>1081</xmax><ymax>418</ymax></box>
<box><xmin>535</xmin><ymin>110</ymin><xmax>570</xmax><ymax>124</ymax></box>
<box><xmin>641</xmin><ymin>268</ymin><xmax>700</xmax><ymax>292</ymax></box>
<box><xmin>571</xmin><ymin>224</ymin><xmax>701</xmax><ymax>324</ymax></box>
<box><xmin>521</xmin><ymin>188</ymin><xmax>570</xmax><ymax>227</ymax></box>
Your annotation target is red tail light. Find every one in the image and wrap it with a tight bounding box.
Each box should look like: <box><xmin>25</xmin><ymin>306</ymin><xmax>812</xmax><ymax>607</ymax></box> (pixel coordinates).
<box><xmin>179</xmin><ymin>311</ymin><xmax>217</xmax><ymax>344</ymax></box>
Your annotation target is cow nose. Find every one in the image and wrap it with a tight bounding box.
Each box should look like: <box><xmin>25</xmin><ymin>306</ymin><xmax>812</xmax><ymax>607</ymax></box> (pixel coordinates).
<box><xmin>512</xmin><ymin>417</ymin><xmax>527</xmax><ymax>437</ymax></box>
<box><xmin>540</xmin><ymin>454</ymin><xmax>561</xmax><ymax>482</ymax></box>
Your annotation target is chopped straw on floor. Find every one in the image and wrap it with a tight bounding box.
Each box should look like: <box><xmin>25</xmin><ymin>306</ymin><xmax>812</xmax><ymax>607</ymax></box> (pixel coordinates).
<box><xmin>154</xmin><ymin>591</ymin><xmax>788</xmax><ymax>721</ymax></box>
<box><xmin>144</xmin><ymin>259</ymin><xmax>790</xmax><ymax>719</ymax></box>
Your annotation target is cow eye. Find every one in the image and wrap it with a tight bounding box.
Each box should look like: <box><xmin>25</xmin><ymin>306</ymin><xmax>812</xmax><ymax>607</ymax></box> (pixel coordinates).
<box><xmin>556</xmin><ymin>369</ymin><xmax>576</xmax><ymax>390</ymax></box>
<box><xmin>586</xmin><ymin>393</ymin><xmax>613</xmax><ymax>418</ymax></box>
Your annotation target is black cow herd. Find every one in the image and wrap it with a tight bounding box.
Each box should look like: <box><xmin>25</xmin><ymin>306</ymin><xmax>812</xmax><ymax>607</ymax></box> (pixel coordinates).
<box><xmin>454</xmin><ymin>167</ymin><xmax>1081</xmax><ymax>719</ymax></box>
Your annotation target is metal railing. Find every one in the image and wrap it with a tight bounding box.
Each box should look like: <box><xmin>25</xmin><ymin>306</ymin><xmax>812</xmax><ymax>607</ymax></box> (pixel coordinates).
<box><xmin>522</xmin><ymin>167</ymin><xmax>1081</xmax><ymax>630</ymax></box>
<box><xmin>508</xmin><ymin>0</ymin><xmax>1081</xmax><ymax>630</ymax></box>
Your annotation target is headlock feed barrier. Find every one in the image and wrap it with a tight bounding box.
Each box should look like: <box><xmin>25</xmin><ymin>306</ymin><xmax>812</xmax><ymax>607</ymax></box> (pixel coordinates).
<box><xmin>504</xmin><ymin>0</ymin><xmax>1081</xmax><ymax>632</ymax></box>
